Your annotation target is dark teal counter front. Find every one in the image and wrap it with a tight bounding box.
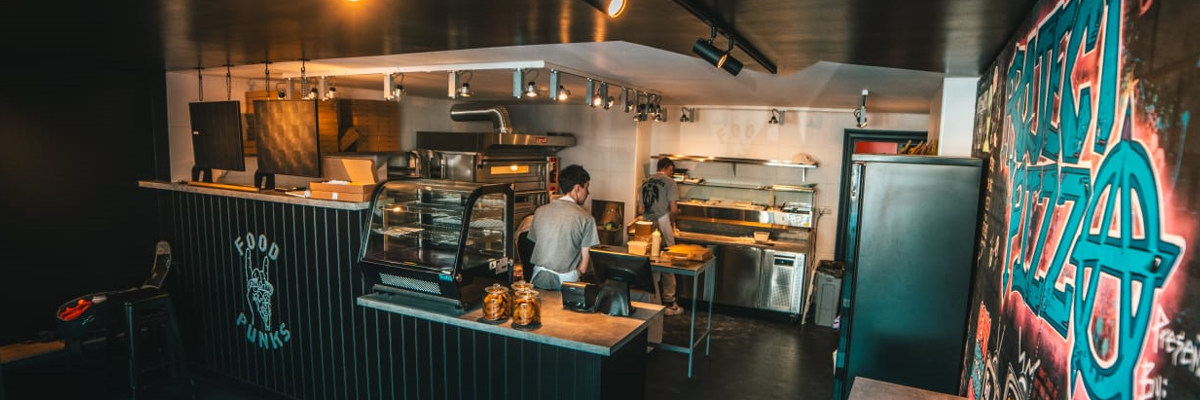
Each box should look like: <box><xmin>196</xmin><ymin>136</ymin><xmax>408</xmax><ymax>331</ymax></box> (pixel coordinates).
<box><xmin>143</xmin><ymin>181</ymin><xmax>656</xmax><ymax>399</ymax></box>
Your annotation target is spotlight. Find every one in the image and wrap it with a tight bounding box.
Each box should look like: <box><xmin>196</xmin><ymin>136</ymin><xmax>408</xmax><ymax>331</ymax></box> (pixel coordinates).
<box><xmin>385</xmin><ymin>73</ymin><xmax>406</xmax><ymax>101</ymax></box>
<box><xmin>525</xmin><ymin>81</ymin><xmax>539</xmax><ymax>98</ymax></box>
<box><xmin>680</xmin><ymin>107</ymin><xmax>694</xmax><ymax>123</ymax></box>
<box><xmin>605</xmin><ymin>96</ymin><xmax>615</xmax><ymax>109</ymax></box>
<box><xmin>624</xmin><ymin>89</ymin><xmax>636</xmax><ymax>112</ymax></box>
<box><xmin>557</xmin><ymin>85</ymin><xmax>570</xmax><ymax>101</ymax></box>
<box><xmin>692</xmin><ymin>28</ymin><xmax>742</xmax><ymax>76</ymax></box>
<box><xmin>324</xmin><ymin>85</ymin><xmax>337</xmax><ymax>100</ymax></box>
<box><xmin>854</xmin><ymin>90</ymin><xmax>869</xmax><ymax>127</ymax></box>
<box><xmin>581</xmin><ymin>0</ymin><xmax>626</xmax><ymax>18</ymax></box>
<box><xmin>307</xmin><ymin>87</ymin><xmax>319</xmax><ymax>100</ymax></box>
<box><xmin>450</xmin><ymin>71</ymin><xmax>474</xmax><ymax>99</ymax></box>
<box><xmin>768</xmin><ymin>109</ymin><xmax>783</xmax><ymax>125</ymax></box>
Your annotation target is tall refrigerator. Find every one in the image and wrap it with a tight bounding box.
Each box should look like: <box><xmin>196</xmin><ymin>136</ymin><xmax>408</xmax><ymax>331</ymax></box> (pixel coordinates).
<box><xmin>832</xmin><ymin>155</ymin><xmax>982</xmax><ymax>399</ymax></box>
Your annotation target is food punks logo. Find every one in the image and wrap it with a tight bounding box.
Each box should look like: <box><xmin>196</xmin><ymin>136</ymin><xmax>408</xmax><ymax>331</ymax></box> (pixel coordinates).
<box><xmin>234</xmin><ymin>233</ymin><xmax>292</xmax><ymax>350</ymax></box>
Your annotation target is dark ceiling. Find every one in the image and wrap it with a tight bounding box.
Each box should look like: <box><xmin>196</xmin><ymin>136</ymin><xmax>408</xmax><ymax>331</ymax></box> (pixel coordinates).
<box><xmin>161</xmin><ymin>0</ymin><xmax>1035</xmax><ymax>76</ymax></box>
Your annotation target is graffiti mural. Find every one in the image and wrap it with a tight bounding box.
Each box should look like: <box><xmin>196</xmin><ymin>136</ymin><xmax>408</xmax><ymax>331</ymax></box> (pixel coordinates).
<box><xmin>964</xmin><ymin>0</ymin><xmax>1200</xmax><ymax>399</ymax></box>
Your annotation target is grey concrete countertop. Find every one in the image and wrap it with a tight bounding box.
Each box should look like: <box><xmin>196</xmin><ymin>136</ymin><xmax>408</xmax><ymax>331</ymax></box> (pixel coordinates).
<box><xmin>357</xmin><ymin>290</ymin><xmax>663</xmax><ymax>356</ymax></box>
<box><xmin>675</xmin><ymin>231</ymin><xmax>809</xmax><ymax>253</ymax></box>
<box><xmin>848</xmin><ymin>377</ymin><xmax>966</xmax><ymax>400</ymax></box>
<box><xmin>139</xmin><ymin>180</ymin><xmax>370</xmax><ymax>211</ymax></box>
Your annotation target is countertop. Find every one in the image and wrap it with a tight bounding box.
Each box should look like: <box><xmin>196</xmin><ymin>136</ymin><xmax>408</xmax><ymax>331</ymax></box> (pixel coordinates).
<box><xmin>675</xmin><ymin>231</ymin><xmax>808</xmax><ymax>253</ymax></box>
<box><xmin>139</xmin><ymin>180</ymin><xmax>370</xmax><ymax>210</ymax></box>
<box><xmin>848</xmin><ymin>377</ymin><xmax>966</xmax><ymax>400</ymax></box>
<box><xmin>357</xmin><ymin>290</ymin><xmax>664</xmax><ymax>356</ymax></box>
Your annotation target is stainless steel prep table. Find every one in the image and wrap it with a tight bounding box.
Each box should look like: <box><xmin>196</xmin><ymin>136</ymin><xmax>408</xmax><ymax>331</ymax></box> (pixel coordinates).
<box><xmin>649</xmin><ymin>254</ymin><xmax>717</xmax><ymax>378</ymax></box>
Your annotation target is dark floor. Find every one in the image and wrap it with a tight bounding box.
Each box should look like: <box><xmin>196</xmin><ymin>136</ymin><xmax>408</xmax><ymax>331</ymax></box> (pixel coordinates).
<box><xmin>2</xmin><ymin>307</ymin><xmax>839</xmax><ymax>400</ymax></box>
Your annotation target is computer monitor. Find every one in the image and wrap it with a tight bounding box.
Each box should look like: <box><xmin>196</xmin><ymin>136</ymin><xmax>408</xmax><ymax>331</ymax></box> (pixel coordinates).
<box><xmin>253</xmin><ymin>99</ymin><xmax>323</xmax><ymax>179</ymax></box>
<box><xmin>189</xmin><ymin>101</ymin><xmax>246</xmax><ymax>181</ymax></box>
<box><xmin>588</xmin><ymin>245</ymin><xmax>655</xmax><ymax>316</ymax></box>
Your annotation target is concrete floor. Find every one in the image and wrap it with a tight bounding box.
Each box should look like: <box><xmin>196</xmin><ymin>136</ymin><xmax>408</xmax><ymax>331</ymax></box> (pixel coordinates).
<box><xmin>647</xmin><ymin>305</ymin><xmax>840</xmax><ymax>400</ymax></box>
<box><xmin>1</xmin><ymin>307</ymin><xmax>839</xmax><ymax>400</ymax></box>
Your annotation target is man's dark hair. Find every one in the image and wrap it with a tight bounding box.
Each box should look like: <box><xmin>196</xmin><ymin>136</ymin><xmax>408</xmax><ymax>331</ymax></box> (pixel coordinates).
<box><xmin>559</xmin><ymin>164</ymin><xmax>590</xmax><ymax>195</ymax></box>
<box><xmin>656</xmin><ymin>158</ymin><xmax>675</xmax><ymax>171</ymax></box>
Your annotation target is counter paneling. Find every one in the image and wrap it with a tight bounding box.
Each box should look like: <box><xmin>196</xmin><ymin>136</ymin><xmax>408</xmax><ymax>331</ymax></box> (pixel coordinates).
<box><xmin>151</xmin><ymin>185</ymin><xmax>649</xmax><ymax>399</ymax></box>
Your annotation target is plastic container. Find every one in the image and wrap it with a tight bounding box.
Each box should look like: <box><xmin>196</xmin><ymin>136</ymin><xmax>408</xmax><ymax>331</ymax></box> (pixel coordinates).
<box><xmin>627</xmin><ymin>240</ymin><xmax>649</xmax><ymax>255</ymax></box>
<box><xmin>650</xmin><ymin>230</ymin><xmax>662</xmax><ymax>257</ymax></box>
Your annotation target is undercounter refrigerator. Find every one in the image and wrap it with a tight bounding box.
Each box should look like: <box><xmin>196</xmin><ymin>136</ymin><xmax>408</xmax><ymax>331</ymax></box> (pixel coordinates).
<box><xmin>832</xmin><ymin>155</ymin><xmax>982</xmax><ymax>399</ymax></box>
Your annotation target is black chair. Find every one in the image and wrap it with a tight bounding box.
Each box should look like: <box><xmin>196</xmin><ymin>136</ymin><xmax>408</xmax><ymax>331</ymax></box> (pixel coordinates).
<box><xmin>117</xmin><ymin>241</ymin><xmax>192</xmax><ymax>399</ymax></box>
<box><xmin>58</xmin><ymin>241</ymin><xmax>192</xmax><ymax>399</ymax></box>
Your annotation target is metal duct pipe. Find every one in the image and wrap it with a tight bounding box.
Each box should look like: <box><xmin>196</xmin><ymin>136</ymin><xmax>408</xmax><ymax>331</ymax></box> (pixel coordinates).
<box><xmin>449</xmin><ymin>104</ymin><xmax>513</xmax><ymax>134</ymax></box>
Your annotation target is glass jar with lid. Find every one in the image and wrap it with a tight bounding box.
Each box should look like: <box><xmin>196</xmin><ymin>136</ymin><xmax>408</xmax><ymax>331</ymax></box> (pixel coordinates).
<box><xmin>511</xmin><ymin>289</ymin><xmax>542</xmax><ymax>329</ymax></box>
<box><xmin>511</xmin><ymin>280</ymin><xmax>534</xmax><ymax>293</ymax></box>
<box><xmin>481</xmin><ymin>283</ymin><xmax>512</xmax><ymax>322</ymax></box>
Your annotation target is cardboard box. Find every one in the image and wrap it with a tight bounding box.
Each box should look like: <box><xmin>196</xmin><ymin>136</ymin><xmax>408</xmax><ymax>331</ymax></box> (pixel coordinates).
<box><xmin>309</xmin><ymin>156</ymin><xmax>379</xmax><ymax>199</ymax></box>
<box><xmin>310</xmin><ymin>190</ymin><xmax>370</xmax><ymax>202</ymax></box>
<box><xmin>309</xmin><ymin>181</ymin><xmax>377</xmax><ymax>194</ymax></box>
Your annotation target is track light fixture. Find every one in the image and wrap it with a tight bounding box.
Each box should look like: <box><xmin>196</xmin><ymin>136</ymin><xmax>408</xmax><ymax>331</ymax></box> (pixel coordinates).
<box><xmin>514</xmin><ymin>69</ymin><xmax>541</xmax><ymax>98</ymax></box>
<box><xmin>624</xmin><ymin>88</ymin><xmax>636</xmax><ymax>112</ymax></box>
<box><xmin>450</xmin><ymin>71</ymin><xmax>474</xmax><ymax>99</ymax></box>
<box><xmin>319</xmin><ymin>76</ymin><xmax>336</xmax><ymax>100</ymax></box>
<box><xmin>581</xmin><ymin>0</ymin><xmax>627</xmax><ymax>18</ymax></box>
<box><xmin>680</xmin><ymin>107</ymin><xmax>694</xmax><ymax>123</ymax></box>
<box><xmin>692</xmin><ymin>27</ymin><xmax>743</xmax><ymax>76</ymax></box>
<box><xmin>768</xmin><ymin>109</ymin><xmax>783</xmax><ymax>125</ymax></box>
<box><xmin>385</xmin><ymin>73</ymin><xmax>406</xmax><ymax>101</ymax></box>
<box><xmin>557</xmin><ymin>85</ymin><xmax>570</xmax><ymax>101</ymax></box>
<box><xmin>854</xmin><ymin>90</ymin><xmax>869</xmax><ymax>128</ymax></box>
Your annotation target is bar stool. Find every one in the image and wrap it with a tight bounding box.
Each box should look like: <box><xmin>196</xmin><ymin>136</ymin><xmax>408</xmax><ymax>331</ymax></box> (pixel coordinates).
<box><xmin>116</xmin><ymin>289</ymin><xmax>192</xmax><ymax>399</ymax></box>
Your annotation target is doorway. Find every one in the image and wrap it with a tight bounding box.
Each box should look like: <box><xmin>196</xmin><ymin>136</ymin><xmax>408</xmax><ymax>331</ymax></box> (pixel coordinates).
<box><xmin>833</xmin><ymin>129</ymin><xmax>928</xmax><ymax>261</ymax></box>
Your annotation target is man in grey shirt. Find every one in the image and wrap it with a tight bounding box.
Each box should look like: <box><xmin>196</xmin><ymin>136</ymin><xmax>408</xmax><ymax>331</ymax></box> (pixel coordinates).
<box><xmin>528</xmin><ymin>165</ymin><xmax>600</xmax><ymax>290</ymax></box>
<box><xmin>640</xmin><ymin>158</ymin><xmax>683</xmax><ymax>315</ymax></box>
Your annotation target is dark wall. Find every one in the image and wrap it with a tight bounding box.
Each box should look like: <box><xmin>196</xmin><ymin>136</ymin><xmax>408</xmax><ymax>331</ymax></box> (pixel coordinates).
<box><xmin>963</xmin><ymin>0</ymin><xmax>1200</xmax><ymax>399</ymax></box>
<box><xmin>0</xmin><ymin>3</ymin><xmax>169</xmax><ymax>344</ymax></box>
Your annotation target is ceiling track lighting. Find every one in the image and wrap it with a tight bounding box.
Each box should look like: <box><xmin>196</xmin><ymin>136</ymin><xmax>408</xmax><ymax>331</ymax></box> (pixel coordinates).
<box><xmin>322</xmin><ymin>76</ymin><xmax>337</xmax><ymax>100</ymax></box>
<box><xmin>385</xmin><ymin>73</ymin><xmax>405</xmax><ymax>101</ymax></box>
<box><xmin>680</xmin><ymin>107</ymin><xmax>694</xmax><ymax>123</ymax></box>
<box><xmin>514</xmin><ymin>68</ymin><xmax>540</xmax><ymax>98</ymax></box>
<box><xmin>580</xmin><ymin>0</ymin><xmax>627</xmax><ymax>18</ymax></box>
<box><xmin>449</xmin><ymin>71</ymin><xmax>474</xmax><ymax>99</ymax></box>
<box><xmin>673</xmin><ymin>0</ymin><xmax>776</xmax><ymax>74</ymax></box>
<box><xmin>768</xmin><ymin>109</ymin><xmax>783</xmax><ymax>125</ymax></box>
<box><xmin>855</xmin><ymin>89</ymin><xmax>869</xmax><ymax>128</ymax></box>
<box><xmin>692</xmin><ymin>27</ymin><xmax>743</xmax><ymax>76</ymax></box>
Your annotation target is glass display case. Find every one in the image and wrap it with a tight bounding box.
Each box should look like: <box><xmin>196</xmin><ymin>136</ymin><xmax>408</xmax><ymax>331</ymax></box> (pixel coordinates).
<box><xmin>359</xmin><ymin>179</ymin><xmax>514</xmax><ymax>312</ymax></box>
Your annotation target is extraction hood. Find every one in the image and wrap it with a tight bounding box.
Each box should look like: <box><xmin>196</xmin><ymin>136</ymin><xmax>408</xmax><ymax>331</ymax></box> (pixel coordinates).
<box><xmin>415</xmin><ymin>104</ymin><xmax>576</xmax><ymax>154</ymax></box>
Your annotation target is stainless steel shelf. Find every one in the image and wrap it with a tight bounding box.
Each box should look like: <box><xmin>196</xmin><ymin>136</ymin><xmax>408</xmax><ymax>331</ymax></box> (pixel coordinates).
<box><xmin>653</xmin><ymin>153</ymin><xmax>817</xmax><ymax>181</ymax></box>
<box><xmin>679</xmin><ymin>181</ymin><xmax>815</xmax><ymax>193</ymax></box>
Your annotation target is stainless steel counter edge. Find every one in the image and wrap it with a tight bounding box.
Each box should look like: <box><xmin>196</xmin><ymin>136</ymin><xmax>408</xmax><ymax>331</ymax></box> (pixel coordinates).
<box><xmin>139</xmin><ymin>181</ymin><xmax>370</xmax><ymax>210</ymax></box>
<box><xmin>357</xmin><ymin>292</ymin><xmax>664</xmax><ymax>356</ymax></box>
<box><xmin>675</xmin><ymin>231</ymin><xmax>809</xmax><ymax>253</ymax></box>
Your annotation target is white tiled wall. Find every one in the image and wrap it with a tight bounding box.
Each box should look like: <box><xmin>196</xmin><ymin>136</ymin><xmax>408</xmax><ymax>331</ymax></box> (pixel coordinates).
<box><xmin>649</xmin><ymin>107</ymin><xmax>929</xmax><ymax>262</ymax></box>
<box><xmin>165</xmin><ymin>72</ymin><xmax>931</xmax><ymax>263</ymax></box>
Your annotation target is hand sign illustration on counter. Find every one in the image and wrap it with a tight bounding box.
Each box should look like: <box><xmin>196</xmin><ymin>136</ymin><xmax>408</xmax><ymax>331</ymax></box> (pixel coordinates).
<box><xmin>234</xmin><ymin>232</ymin><xmax>292</xmax><ymax>350</ymax></box>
